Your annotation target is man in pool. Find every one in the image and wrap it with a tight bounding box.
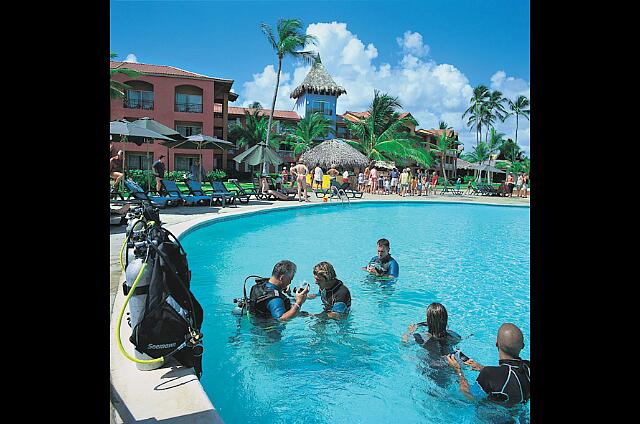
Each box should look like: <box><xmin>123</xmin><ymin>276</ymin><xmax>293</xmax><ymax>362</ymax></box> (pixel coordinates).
<box><xmin>306</xmin><ymin>261</ymin><xmax>351</xmax><ymax>319</ymax></box>
<box><xmin>248</xmin><ymin>260</ymin><xmax>309</xmax><ymax>321</ymax></box>
<box><xmin>446</xmin><ymin>323</ymin><xmax>530</xmax><ymax>406</ymax></box>
<box><xmin>364</xmin><ymin>238</ymin><xmax>399</xmax><ymax>278</ymax></box>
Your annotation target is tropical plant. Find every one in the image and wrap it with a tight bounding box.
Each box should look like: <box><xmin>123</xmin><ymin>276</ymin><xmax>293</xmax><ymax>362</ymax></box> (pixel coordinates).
<box><xmin>228</xmin><ymin>111</ymin><xmax>283</xmax><ymax>149</ymax></box>
<box><xmin>110</xmin><ymin>52</ymin><xmax>141</xmax><ymax>99</ymax></box>
<box><xmin>506</xmin><ymin>95</ymin><xmax>530</xmax><ymax>146</ymax></box>
<box><xmin>248</xmin><ymin>101</ymin><xmax>263</xmax><ymax>110</ymax></box>
<box><xmin>438</xmin><ymin>120</ymin><xmax>452</xmax><ymax>130</ymax></box>
<box><xmin>433</xmin><ymin>131</ymin><xmax>456</xmax><ymax>183</ymax></box>
<box><xmin>485</xmin><ymin>128</ymin><xmax>505</xmax><ymax>184</ymax></box>
<box><xmin>345</xmin><ymin>90</ymin><xmax>433</xmax><ymax>167</ymax></box>
<box><xmin>260</xmin><ymin>18</ymin><xmax>317</xmax><ymax>173</ymax></box>
<box><xmin>463</xmin><ymin>141</ymin><xmax>490</xmax><ymax>182</ymax></box>
<box><xmin>483</xmin><ymin>90</ymin><xmax>508</xmax><ymax>141</ymax></box>
<box><xmin>499</xmin><ymin>138</ymin><xmax>524</xmax><ymax>163</ymax></box>
<box><xmin>282</xmin><ymin>112</ymin><xmax>335</xmax><ymax>156</ymax></box>
<box><xmin>462</xmin><ymin>85</ymin><xmax>490</xmax><ymax>146</ymax></box>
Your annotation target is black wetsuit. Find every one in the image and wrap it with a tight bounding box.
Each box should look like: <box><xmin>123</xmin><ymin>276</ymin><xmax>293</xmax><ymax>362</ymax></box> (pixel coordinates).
<box><xmin>473</xmin><ymin>358</ymin><xmax>531</xmax><ymax>405</ymax></box>
<box><xmin>320</xmin><ymin>279</ymin><xmax>351</xmax><ymax>314</ymax></box>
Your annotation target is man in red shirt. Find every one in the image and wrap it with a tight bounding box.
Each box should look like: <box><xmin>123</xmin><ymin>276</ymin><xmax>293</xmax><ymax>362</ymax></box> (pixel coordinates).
<box><xmin>430</xmin><ymin>172</ymin><xmax>439</xmax><ymax>195</ymax></box>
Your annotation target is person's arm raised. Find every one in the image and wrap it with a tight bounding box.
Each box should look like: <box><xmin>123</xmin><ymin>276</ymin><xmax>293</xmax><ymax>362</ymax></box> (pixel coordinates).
<box><xmin>446</xmin><ymin>354</ymin><xmax>474</xmax><ymax>400</ymax></box>
<box><xmin>278</xmin><ymin>286</ymin><xmax>309</xmax><ymax>322</ymax></box>
<box><xmin>401</xmin><ymin>324</ymin><xmax>418</xmax><ymax>343</ymax></box>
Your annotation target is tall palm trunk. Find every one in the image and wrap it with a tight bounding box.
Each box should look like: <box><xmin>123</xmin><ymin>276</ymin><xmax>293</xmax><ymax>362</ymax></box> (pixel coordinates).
<box><xmin>264</xmin><ymin>56</ymin><xmax>283</xmax><ymax>174</ymax></box>
<box><xmin>515</xmin><ymin>114</ymin><xmax>519</xmax><ymax>146</ymax></box>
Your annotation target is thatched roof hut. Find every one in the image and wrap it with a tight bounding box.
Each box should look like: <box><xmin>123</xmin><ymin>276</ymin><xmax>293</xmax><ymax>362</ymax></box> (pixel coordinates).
<box><xmin>299</xmin><ymin>139</ymin><xmax>369</xmax><ymax>169</ymax></box>
<box><xmin>290</xmin><ymin>54</ymin><xmax>347</xmax><ymax>99</ymax></box>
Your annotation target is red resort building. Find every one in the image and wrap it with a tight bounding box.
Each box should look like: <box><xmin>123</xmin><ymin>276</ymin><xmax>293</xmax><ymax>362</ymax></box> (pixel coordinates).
<box><xmin>110</xmin><ymin>61</ymin><xmax>238</xmax><ymax>173</ymax></box>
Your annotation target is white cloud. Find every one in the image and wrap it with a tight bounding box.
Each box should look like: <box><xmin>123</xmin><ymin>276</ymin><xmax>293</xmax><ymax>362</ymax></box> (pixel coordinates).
<box><xmin>124</xmin><ymin>53</ymin><xmax>138</xmax><ymax>63</ymax></box>
<box><xmin>396</xmin><ymin>31</ymin><xmax>430</xmax><ymax>57</ymax></box>
<box><xmin>240</xmin><ymin>22</ymin><xmax>530</xmax><ymax>155</ymax></box>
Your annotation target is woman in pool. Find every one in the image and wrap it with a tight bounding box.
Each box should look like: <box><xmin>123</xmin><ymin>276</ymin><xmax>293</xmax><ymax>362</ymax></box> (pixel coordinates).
<box><xmin>402</xmin><ymin>302</ymin><xmax>462</xmax><ymax>353</ymax></box>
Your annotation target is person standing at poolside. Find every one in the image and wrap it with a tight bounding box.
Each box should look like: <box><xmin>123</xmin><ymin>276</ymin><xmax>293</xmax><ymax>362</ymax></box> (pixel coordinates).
<box><xmin>110</xmin><ymin>150</ymin><xmax>125</xmax><ymax>192</ymax></box>
<box><xmin>281</xmin><ymin>167</ymin><xmax>288</xmax><ymax>186</ymax></box>
<box><xmin>455</xmin><ymin>176</ymin><xmax>462</xmax><ymax>193</ymax></box>
<box><xmin>189</xmin><ymin>158</ymin><xmax>206</xmax><ymax>183</ymax></box>
<box><xmin>370</xmin><ymin>165</ymin><xmax>379</xmax><ymax>194</ymax></box>
<box><xmin>521</xmin><ymin>173</ymin><xmax>529</xmax><ymax>198</ymax></box>
<box><xmin>357</xmin><ymin>170</ymin><xmax>365</xmax><ymax>192</ymax></box>
<box><xmin>515</xmin><ymin>173</ymin><xmax>523</xmax><ymax>197</ymax></box>
<box><xmin>363</xmin><ymin>164</ymin><xmax>371</xmax><ymax>193</ymax></box>
<box><xmin>365</xmin><ymin>238</ymin><xmax>399</xmax><ymax>278</ymax></box>
<box><xmin>342</xmin><ymin>169</ymin><xmax>350</xmax><ymax>187</ymax></box>
<box><xmin>313</xmin><ymin>163</ymin><xmax>324</xmax><ymax>193</ymax></box>
<box><xmin>400</xmin><ymin>168</ymin><xmax>409</xmax><ymax>197</ymax></box>
<box><xmin>290</xmin><ymin>159</ymin><xmax>309</xmax><ymax>202</ymax></box>
<box><xmin>506</xmin><ymin>173</ymin><xmax>515</xmax><ymax>197</ymax></box>
<box><xmin>463</xmin><ymin>179</ymin><xmax>473</xmax><ymax>195</ymax></box>
<box><xmin>152</xmin><ymin>154</ymin><xmax>166</xmax><ymax>193</ymax></box>
<box><xmin>390</xmin><ymin>167</ymin><xmax>399</xmax><ymax>195</ymax></box>
<box><xmin>306</xmin><ymin>261</ymin><xmax>351</xmax><ymax>319</ymax></box>
<box><xmin>446</xmin><ymin>323</ymin><xmax>530</xmax><ymax>406</ymax></box>
<box><xmin>430</xmin><ymin>171</ymin><xmax>439</xmax><ymax>195</ymax></box>
<box><xmin>423</xmin><ymin>172</ymin><xmax>430</xmax><ymax>196</ymax></box>
<box><xmin>248</xmin><ymin>260</ymin><xmax>309</xmax><ymax>321</ymax></box>
<box><xmin>411</xmin><ymin>170</ymin><xmax>418</xmax><ymax>195</ymax></box>
<box><xmin>327</xmin><ymin>164</ymin><xmax>339</xmax><ymax>185</ymax></box>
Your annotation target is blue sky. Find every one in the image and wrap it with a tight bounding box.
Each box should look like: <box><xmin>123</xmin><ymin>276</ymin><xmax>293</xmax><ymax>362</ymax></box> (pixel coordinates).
<box><xmin>111</xmin><ymin>0</ymin><xmax>530</xmax><ymax>153</ymax></box>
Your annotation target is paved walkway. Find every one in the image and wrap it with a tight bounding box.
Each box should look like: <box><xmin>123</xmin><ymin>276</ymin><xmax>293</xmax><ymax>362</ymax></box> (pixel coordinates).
<box><xmin>109</xmin><ymin>191</ymin><xmax>529</xmax><ymax>423</ymax></box>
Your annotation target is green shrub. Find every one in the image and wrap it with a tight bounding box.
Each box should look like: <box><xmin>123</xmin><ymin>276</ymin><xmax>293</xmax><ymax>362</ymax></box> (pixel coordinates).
<box><xmin>126</xmin><ymin>169</ymin><xmax>155</xmax><ymax>189</ymax></box>
<box><xmin>166</xmin><ymin>171</ymin><xmax>188</xmax><ymax>181</ymax></box>
<box><xmin>206</xmin><ymin>169</ymin><xmax>227</xmax><ymax>181</ymax></box>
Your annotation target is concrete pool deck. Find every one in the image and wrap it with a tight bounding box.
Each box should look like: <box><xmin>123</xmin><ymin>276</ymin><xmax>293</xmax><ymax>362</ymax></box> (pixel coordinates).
<box><xmin>109</xmin><ymin>192</ymin><xmax>529</xmax><ymax>423</ymax></box>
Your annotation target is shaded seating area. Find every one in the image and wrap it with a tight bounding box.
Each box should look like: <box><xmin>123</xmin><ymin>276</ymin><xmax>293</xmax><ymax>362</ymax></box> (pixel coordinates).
<box><xmin>161</xmin><ymin>179</ymin><xmax>211</xmax><ymax>206</ymax></box>
<box><xmin>123</xmin><ymin>179</ymin><xmax>176</xmax><ymax>208</ymax></box>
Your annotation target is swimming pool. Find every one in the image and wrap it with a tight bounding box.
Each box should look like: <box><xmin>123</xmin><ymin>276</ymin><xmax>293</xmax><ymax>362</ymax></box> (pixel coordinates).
<box><xmin>181</xmin><ymin>202</ymin><xmax>530</xmax><ymax>423</ymax></box>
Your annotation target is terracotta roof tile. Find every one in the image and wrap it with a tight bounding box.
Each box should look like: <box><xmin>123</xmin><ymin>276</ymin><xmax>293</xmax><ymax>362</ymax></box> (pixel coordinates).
<box><xmin>110</xmin><ymin>61</ymin><xmax>233</xmax><ymax>83</ymax></box>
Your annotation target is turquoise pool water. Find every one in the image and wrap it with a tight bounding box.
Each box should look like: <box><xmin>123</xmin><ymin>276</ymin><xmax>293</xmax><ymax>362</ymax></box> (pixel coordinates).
<box><xmin>181</xmin><ymin>202</ymin><xmax>530</xmax><ymax>423</ymax></box>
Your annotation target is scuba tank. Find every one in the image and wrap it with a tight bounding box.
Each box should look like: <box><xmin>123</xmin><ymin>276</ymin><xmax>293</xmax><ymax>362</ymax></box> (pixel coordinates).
<box><xmin>116</xmin><ymin>206</ymin><xmax>205</xmax><ymax>378</ymax></box>
<box><xmin>124</xmin><ymin>251</ymin><xmax>159</xmax><ymax>370</ymax></box>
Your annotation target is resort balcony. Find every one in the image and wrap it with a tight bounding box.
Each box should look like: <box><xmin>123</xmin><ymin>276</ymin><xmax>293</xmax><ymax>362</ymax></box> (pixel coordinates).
<box><xmin>174</xmin><ymin>102</ymin><xmax>203</xmax><ymax>113</ymax></box>
<box><xmin>123</xmin><ymin>99</ymin><xmax>154</xmax><ymax>110</ymax></box>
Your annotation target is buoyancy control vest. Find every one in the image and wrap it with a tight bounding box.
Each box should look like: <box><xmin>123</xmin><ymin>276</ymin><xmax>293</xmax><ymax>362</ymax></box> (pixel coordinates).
<box><xmin>248</xmin><ymin>279</ymin><xmax>291</xmax><ymax>318</ymax></box>
<box><xmin>320</xmin><ymin>279</ymin><xmax>351</xmax><ymax>313</ymax></box>
<box><xmin>128</xmin><ymin>226</ymin><xmax>205</xmax><ymax>378</ymax></box>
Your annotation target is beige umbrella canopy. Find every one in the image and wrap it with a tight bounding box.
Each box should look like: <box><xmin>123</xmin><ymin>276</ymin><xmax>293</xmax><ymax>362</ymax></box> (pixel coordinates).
<box><xmin>299</xmin><ymin>139</ymin><xmax>369</xmax><ymax>169</ymax></box>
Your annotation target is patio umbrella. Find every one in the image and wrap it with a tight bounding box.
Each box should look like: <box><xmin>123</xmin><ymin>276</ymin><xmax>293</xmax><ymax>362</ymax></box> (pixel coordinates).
<box><xmin>299</xmin><ymin>139</ymin><xmax>369</xmax><ymax>169</ymax></box>
<box><xmin>110</xmin><ymin>120</ymin><xmax>173</xmax><ymax>190</ymax></box>
<box><xmin>160</xmin><ymin>134</ymin><xmax>235</xmax><ymax>179</ymax></box>
<box><xmin>233</xmin><ymin>143</ymin><xmax>283</xmax><ymax>169</ymax></box>
<box><xmin>131</xmin><ymin>118</ymin><xmax>187</xmax><ymax>190</ymax></box>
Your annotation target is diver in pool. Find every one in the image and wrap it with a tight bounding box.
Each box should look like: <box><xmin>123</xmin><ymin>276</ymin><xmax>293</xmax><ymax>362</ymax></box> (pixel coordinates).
<box><xmin>402</xmin><ymin>302</ymin><xmax>461</xmax><ymax>388</ymax></box>
<box><xmin>402</xmin><ymin>303</ymin><xmax>462</xmax><ymax>351</ymax></box>
<box><xmin>247</xmin><ymin>260</ymin><xmax>309</xmax><ymax>321</ymax></box>
<box><xmin>365</xmin><ymin>238</ymin><xmax>399</xmax><ymax>278</ymax></box>
<box><xmin>446</xmin><ymin>323</ymin><xmax>530</xmax><ymax>406</ymax></box>
<box><xmin>306</xmin><ymin>261</ymin><xmax>351</xmax><ymax>319</ymax></box>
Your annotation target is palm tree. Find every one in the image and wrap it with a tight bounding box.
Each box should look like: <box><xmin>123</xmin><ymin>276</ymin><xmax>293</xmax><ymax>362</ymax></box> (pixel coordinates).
<box><xmin>228</xmin><ymin>110</ymin><xmax>283</xmax><ymax>149</ymax></box>
<box><xmin>248</xmin><ymin>101</ymin><xmax>263</xmax><ymax>110</ymax></box>
<box><xmin>433</xmin><ymin>131</ymin><xmax>456</xmax><ymax>184</ymax></box>
<box><xmin>438</xmin><ymin>121</ymin><xmax>452</xmax><ymax>130</ymax></box>
<box><xmin>345</xmin><ymin>91</ymin><xmax>433</xmax><ymax>167</ymax></box>
<box><xmin>462</xmin><ymin>85</ymin><xmax>490</xmax><ymax>146</ymax></box>
<box><xmin>260</xmin><ymin>18</ymin><xmax>317</xmax><ymax>173</ymax></box>
<box><xmin>110</xmin><ymin>52</ymin><xmax>141</xmax><ymax>99</ymax></box>
<box><xmin>485</xmin><ymin>128</ymin><xmax>505</xmax><ymax>184</ymax></box>
<box><xmin>484</xmin><ymin>90</ymin><xmax>508</xmax><ymax>141</ymax></box>
<box><xmin>499</xmin><ymin>138</ymin><xmax>523</xmax><ymax>163</ymax></box>
<box><xmin>506</xmin><ymin>95</ymin><xmax>530</xmax><ymax>145</ymax></box>
<box><xmin>463</xmin><ymin>142</ymin><xmax>491</xmax><ymax>182</ymax></box>
<box><xmin>282</xmin><ymin>112</ymin><xmax>335</xmax><ymax>157</ymax></box>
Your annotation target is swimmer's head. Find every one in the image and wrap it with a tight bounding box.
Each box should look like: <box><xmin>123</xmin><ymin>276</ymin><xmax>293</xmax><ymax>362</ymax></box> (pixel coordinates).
<box><xmin>377</xmin><ymin>238</ymin><xmax>390</xmax><ymax>258</ymax></box>
<box><xmin>313</xmin><ymin>261</ymin><xmax>337</xmax><ymax>288</ymax></box>
<box><xmin>426</xmin><ymin>303</ymin><xmax>448</xmax><ymax>338</ymax></box>
<box><xmin>496</xmin><ymin>323</ymin><xmax>525</xmax><ymax>358</ymax></box>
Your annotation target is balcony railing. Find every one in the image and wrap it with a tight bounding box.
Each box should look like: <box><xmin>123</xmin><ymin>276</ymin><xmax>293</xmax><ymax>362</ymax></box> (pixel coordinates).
<box><xmin>308</xmin><ymin>108</ymin><xmax>334</xmax><ymax>116</ymax></box>
<box><xmin>124</xmin><ymin>99</ymin><xmax>154</xmax><ymax>110</ymax></box>
<box><xmin>175</xmin><ymin>102</ymin><xmax>203</xmax><ymax>113</ymax></box>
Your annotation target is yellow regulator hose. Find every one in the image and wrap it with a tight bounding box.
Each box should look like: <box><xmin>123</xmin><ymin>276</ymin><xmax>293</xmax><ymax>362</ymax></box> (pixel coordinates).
<box><xmin>116</xmin><ymin>261</ymin><xmax>164</xmax><ymax>364</ymax></box>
